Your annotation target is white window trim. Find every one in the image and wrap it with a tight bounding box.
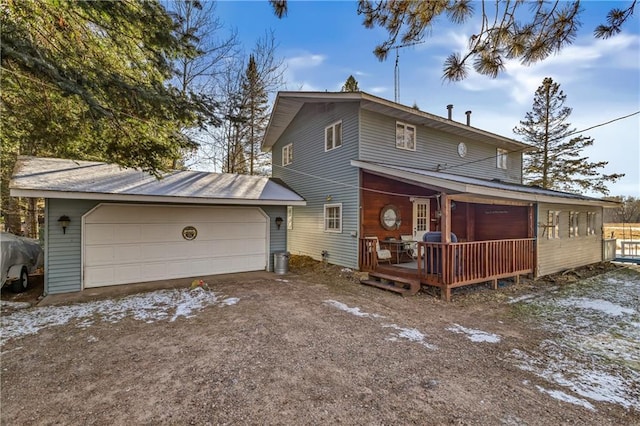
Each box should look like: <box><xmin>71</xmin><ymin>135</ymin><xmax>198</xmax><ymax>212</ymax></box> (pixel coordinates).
<box><xmin>287</xmin><ymin>206</ymin><xmax>293</xmax><ymax>230</ymax></box>
<box><xmin>587</xmin><ymin>212</ymin><xmax>596</xmax><ymax>235</ymax></box>
<box><xmin>282</xmin><ymin>143</ymin><xmax>292</xmax><ymax>166</ymax></box>
<box><xmin>324</xmin><ymin>203</ymin><xmax>342</xmax><ymax>233</ymax></box>
<box><xmin>325</xmin><ymin>121</ymin><xmax>342</xmax><ymax>152</ymax></box>
<box><xmin>395</xmin><ymin>121</ymin><xmax>416</xmax><ymax>151</ymax></box>
<box><xmin>497</xmin><ymin>148</ymin><xmax>508</xmax><ymax>169</ymax></box>
<box><xmin>569</xmin><ymin>211</ymin><xmax>579</xmax><ymax>238</ymax></box>
<box><xmin>547</xmin><ymin>210</ymin><xmax>560</xmax><ymax>239</ymax></box>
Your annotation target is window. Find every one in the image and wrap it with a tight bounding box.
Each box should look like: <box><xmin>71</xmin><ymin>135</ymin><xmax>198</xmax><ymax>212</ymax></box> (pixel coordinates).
<box><xmin>325</xmin><ymin>121</ymin><xmax>342</xmax><ymax>151</ymax></box>
<box><xmin>569</xmin><ymin>211</ymin><xmax>579</xmax><ymax>238</ymax></box>
<box><xmin>282</xmin><ymin>143</ymin><xmax>293</xmax><ymax>166</ymax></box>
<box><xmin>547</xmin><ymin>210</ymin><xmax>560</xmax><ymax>239</ymax></box>
<box><xmin>587</xmin><ymin>212</ymin><xmax>597</xmax><ymax>235</ymax></box>
<box><xmin>287</xmin><ymin>206</ymin><xmax>293</xmax><ymax>230</ymax></box>
<box><xmin>324</xmin><ymin>203</ymin><xmax>342</xmax><ymax>233</ymax></box>
<box><xmin>496</xmin><ymin>148</ymin><xmax>508</xmax><ymax>169</ymax></box>
<box><xmin>396</xmin><ymin>122</ymin><xmax>416</xmax><ymax>151</ymax></box>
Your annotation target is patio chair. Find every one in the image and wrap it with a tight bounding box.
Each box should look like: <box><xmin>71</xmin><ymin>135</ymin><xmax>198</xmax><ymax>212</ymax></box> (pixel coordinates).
<box><xmin>400</xmin><ymin>234</ymin><xmax>418</xmax><ymax>259</ymax></box>
<box><xmin>366</xmin><ymin>237</ymin><xmax>392</xmax><ymax>264</ymax></box>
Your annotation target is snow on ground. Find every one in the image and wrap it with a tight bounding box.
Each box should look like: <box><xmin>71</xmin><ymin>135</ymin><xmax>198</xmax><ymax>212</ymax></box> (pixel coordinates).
<box><xmin>510</xmin><ymin>268</ymin><xmax>640</xmax><ymax>410</ymax></box>
<box><xmin>0</xmin><ymin>288</ymin><xmax>238</xmax><ymax>346</ymax></box>
<box><xmin>324</xmin><ymin>300</ymin><xmax>436</xmax><ymax>349</ymax></box>
<box><xmin>383</xmin><ymin>323</ymin><xmax>437</xmax><ymax>349</ymax></box>
<box><xmin>447</xmin><ymin>323</ymin><xmax>501</xmax><ymax>343</ymax></box>
<box><xmin>535</xmin><ymin>385</ymin><xmax>596</xmax><ymax>411</ymax></box>
<box><xmin>324</xmin><ymin>300</ymin><xmax>384</xmax><ymax>319</ymax></box>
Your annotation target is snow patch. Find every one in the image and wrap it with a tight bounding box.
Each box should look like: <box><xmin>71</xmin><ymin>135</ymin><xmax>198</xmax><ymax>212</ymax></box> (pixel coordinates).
<box><xmin>447</xmin><ymin>323</ymin><xmax>501</xmax><ymax>343</ymax></box>
<box><xmin>535</xmin><ymin>385</ymin><xmax>596</xmax><ymax>411</ymax></box>
<box><xmin>557</xmin><ymin>298</ymin><xmax>635</xmax><ymax>317</ymax></box>
<box><xmin>1</xmin><ymin>288</ymin><xmax>235</xmax><ymax>345</ymax></box>
<box><xmin>383</xmin><ymin>323</ymin><xmax>436</xmax><ymax>349</ymax></box>
<box><xmin>1</xmin><ymin>300</ymin><xmax>31</xmax><ymax>310</ymax></box>
<box><xmin>507</xmin><ymin>294</ymin><xmax>535</xmax><ymax>304</ymax></box>
<box><xmin>324</xmin><ymin>300</ymin><xmax>384</xmax><ymax>318</ymax></box>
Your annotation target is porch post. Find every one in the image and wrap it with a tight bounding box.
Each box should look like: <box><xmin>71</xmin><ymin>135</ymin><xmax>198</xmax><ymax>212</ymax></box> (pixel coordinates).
<box><xmin>441</xmin><ymin>193</ymin><xmax>451</xmax><ymax>243</ymax></box>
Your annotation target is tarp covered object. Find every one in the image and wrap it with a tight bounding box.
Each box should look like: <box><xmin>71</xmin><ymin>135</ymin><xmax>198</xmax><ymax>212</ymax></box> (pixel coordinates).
<box><xmin>1</xmin><ymin>232</ymin><xmax>43</xmax><ymax>285</ymax></box>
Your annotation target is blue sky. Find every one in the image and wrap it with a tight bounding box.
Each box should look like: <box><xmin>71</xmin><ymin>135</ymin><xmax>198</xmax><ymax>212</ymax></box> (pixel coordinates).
<box><xmin>215</xmin><ymin>1</ymin><xmax>640</xmax><ymax>197</ymax></box>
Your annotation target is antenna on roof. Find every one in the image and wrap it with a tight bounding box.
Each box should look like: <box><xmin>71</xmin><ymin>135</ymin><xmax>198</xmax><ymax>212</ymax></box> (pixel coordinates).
<box><xmin>393</xmin><ymin>40</ymin><xmax>426</xmax><ymax>103</ymax></box>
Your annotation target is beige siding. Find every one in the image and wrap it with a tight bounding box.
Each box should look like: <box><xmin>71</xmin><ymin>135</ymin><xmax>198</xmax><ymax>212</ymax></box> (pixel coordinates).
<box><xmin>536</xmin><ymin>203</ymin><xmax>604</xmax><ymax>276</ymax></box>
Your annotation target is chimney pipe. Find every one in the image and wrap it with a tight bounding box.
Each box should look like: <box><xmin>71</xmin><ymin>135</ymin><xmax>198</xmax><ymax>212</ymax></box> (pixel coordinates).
<box><xmin>447</xmin><ymin>104</ymin><xmax>453</xmax><ymax>120</ymax></box>
<box><xmin>465</xmin><ymin>110</ymin><xmax>472</xmax><ymax>126</ymax></box>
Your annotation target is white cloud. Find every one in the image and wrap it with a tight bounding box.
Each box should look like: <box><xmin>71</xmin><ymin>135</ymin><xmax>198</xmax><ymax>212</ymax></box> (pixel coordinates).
<box><xmin>367</xmin><ymin>86</ymin><xmax>389</xmax><ymax>94</ymax></box>
<box><xmin>285</xmin><ymin>53</ymin><xmax>327</xmax><ymax>70</ymax></box>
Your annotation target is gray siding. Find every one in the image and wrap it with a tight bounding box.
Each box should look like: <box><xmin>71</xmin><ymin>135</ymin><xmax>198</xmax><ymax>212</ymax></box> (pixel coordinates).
<box><xmin>46</xmin><ymin>199</ymin><xmax>289</xmax><ymax>293</ymax></box>
<box><xmin>46</xmin><ymin>198</ymin><xmax>99</xmax><ymax>294</ymax></box>
<box><xmin>536</xmin><ymin>203</ymin><xmax>603</xmax><ymax>277</ymax></box>
<box><xmin>260</xmin><ymin>205</ymin><xmax>288</xmax><ymax>271</ymax></box>
<box><xmin>359</xmin><ymin>109</ymin><xmax>522</xmax><ymax>183</ymax></box>
<box><xmin>272</xmin><ymin>102</ymin><xmax>361</xmax><ymax>269</ymax></box>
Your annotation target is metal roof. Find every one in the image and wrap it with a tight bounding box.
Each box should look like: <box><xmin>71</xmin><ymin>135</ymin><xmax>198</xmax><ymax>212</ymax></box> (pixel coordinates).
<box><xmin>352</xmin><ymin>160</ymin><xmax>618</xmax><ymax>207</ymax></box>
<box><xmin>10</xmin><ymin>157</ymin><xmax>306</xmax><ymax>206</ymax></box>
<box><xmin>262</xmin><ymin>91</ymin><xmax>533</xmax><ymax>152</ymax></box>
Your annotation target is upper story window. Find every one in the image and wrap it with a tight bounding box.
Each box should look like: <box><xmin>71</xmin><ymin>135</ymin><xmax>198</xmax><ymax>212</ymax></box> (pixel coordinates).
<box><xmin>396</xmin><ymin>122</ymin><xmax>416</xmax><ymax>151</ymax></box>
<box><xmin>547</xmin><ymin>210</ymin><xmax>560</xmax><ymax>239</ymax></box>
<box><xmin>324</xmin><ymin>203</ymin><xmax>342</xmax><ymax>233</ymax></box>
<box><xmin>496</xmin><ymin>148</ymin><xmax>508</xmax><ymax>169</ymax></box>
<box><xmin>586</xmin><ymin>212</ymin><xmax>597</xmax><ymax>235</ymax></box>
<box><xmin>282</xmin><ymin>143</ymin><xmax>293</xmax><ymax>166</ymax></box>
<box><xmin>569</xmin><ymin>211</ymin><xmax>579</xmax><ymax>238</ymax></box>
<box><xmin>325</xmin><ymin>121</ymin><xmax>342</xmax><ymax>151</ymax></box>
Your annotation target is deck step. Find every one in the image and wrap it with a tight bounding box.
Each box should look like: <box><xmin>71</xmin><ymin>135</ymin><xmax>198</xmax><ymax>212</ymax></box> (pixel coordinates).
<box><xmin>360</xmin><ymin>272</ymin><xmax>420</xmax><ymax>296</ymax></box>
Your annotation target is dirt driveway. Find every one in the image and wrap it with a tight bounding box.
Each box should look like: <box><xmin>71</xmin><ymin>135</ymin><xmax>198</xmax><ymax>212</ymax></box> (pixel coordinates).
<box><xmin>1</xmin><ymin>260</ymin><xmax>638</xmax><ymax>425</ymax></box>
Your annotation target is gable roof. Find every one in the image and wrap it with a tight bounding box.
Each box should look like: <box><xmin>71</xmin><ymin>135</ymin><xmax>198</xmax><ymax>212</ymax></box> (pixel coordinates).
<box><xmin>263</xmin><ymin>91</ymin><xmax>533</xmax><ymax>152</ymax></box>
<box><xmin>10</xmin><ymin>157</ymin><xmax>306</xmax><ymax>206</ymax></box>
<box><xmin>353</xmin><ymin>160</ymin><xmax>618</xmax><ymax>207</ymax></box>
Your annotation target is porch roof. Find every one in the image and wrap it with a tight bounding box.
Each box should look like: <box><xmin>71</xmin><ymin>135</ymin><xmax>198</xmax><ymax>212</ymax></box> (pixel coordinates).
<box><xmin>352</xmin><ymin>160</ymin><xmax>619</xmax><ymax>207</ymax></box>
<box><xmin>263</xmin><ymin>91</ymin><xmax>532</xmax><ymax>152</ymax></box>
<box><xmin>10</xmin><ymin>156</ymin><xmax>306</xmax><ymax>206</ymax></box>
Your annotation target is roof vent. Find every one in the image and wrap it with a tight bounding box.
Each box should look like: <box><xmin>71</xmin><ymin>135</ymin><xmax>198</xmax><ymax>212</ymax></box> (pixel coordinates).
<box><xmin>447</xmin><ymin>104</ymin><xmax>453</xmax><ymax>120</ymax></box>
<box><xmin>465</xmin><ymin>110</ymin><xmax>472</xmax><ymax>126</ymax></box>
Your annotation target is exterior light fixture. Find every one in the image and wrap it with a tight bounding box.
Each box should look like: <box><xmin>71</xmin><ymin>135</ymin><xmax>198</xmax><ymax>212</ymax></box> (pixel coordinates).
<box><xmin>58</xmin><ymin>215</ymin><xmax>70</xmax><ymax>234</ymax></box>
<box><xmin>275</xmin><ymin>217</ymin><xmax>284</xmax><ymax>230</ymax></box>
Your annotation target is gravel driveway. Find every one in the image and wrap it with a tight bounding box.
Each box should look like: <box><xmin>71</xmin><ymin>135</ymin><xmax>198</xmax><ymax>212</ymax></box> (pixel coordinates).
<box><xmin>1</xmin><ymin>261</ymin><xmax>638</xmax><ymax>425</ymax></box>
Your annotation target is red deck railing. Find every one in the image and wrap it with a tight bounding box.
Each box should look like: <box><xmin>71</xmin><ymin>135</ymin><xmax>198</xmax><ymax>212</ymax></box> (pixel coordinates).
<box><xmin>416</xmin><ymin>238</ymin><xmax>536</xmax><ymax>286</ymax></box>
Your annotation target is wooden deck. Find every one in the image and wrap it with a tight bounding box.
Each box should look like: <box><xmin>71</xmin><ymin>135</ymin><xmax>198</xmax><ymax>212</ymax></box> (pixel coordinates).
<box><xmin>360</xmin><ymin>238</ymin><xmax>536</xmax><ymax>301</ymax></box>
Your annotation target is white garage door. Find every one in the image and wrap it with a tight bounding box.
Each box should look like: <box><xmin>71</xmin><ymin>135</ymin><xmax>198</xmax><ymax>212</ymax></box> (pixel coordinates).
<box><xmin>83</xmin><ymin>204</ymin><xmax>268</xmax><ymax>288</ymax></box>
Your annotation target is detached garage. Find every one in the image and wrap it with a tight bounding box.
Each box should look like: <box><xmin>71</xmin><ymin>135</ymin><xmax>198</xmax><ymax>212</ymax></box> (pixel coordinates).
<box><xmin>10</xmin><ymin>157</ymin><xmax>305</xmax><ymax>295</ymax></box>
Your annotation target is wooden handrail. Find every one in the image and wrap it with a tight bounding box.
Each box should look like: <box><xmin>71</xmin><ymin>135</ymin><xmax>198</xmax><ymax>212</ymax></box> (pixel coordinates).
<box><xmin>416</xmin><ymin>238</ymin><xmax>536</xmax><ymax>285</ymax></box>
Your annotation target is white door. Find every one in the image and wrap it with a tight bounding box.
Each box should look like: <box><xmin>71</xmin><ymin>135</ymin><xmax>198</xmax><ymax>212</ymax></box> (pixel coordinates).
<box><xmin>83</xmin><ymin>204</ymin><xmax>267</xmax><ymax>288</ymax></box>
<box><xmin>412</xmin><ymin>198</ymin><xmax>431</xmax><ymax>242</ymax></box>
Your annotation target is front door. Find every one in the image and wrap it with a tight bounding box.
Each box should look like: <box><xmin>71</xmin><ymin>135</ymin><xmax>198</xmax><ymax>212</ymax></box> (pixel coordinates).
<box><xmin>412</xmin><ymin>198</ymin><xmax>431</xmax><ymax>242</ymax></box>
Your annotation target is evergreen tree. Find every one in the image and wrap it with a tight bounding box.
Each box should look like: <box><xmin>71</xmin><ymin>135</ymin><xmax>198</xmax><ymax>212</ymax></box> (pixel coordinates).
<box><xmin>1</xmin><ymin>0</ymin><xmax>211</xmax><ymax>232</ymax></box>
<box><xmin>341</xmin><ymin>75</ymin><xmax>360</xmax><ymax>92</ymax></box>
<box><xmin>242</xmin><ymin>55</ymin><xmax>270</xmax><ymax>175</ymax></box>
<box><xmin>514</xmin><ymin>77</ymin><xmax>623</xmax><ymax>195</ymax></box>
<box><xmin>270</xmin><ymin>1</ymin><xmax>636</xmax><ymax>82</ymax></box>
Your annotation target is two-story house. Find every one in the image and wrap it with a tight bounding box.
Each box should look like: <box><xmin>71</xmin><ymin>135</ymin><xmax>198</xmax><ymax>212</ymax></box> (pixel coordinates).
<box><xmin>263</xmin><ymin>91</ymin><xmax>617</xmax><ymax>300</ymax></box>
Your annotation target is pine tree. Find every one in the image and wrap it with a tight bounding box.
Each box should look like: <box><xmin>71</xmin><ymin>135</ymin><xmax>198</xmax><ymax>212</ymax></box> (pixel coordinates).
<box><xmin>514</xmin><ymin>77</ymin><xmax>623</xmax><ymax>195</ymax></box>
<box><xmin>271</xmin><ymin>1</ymin><xmax>636</xmax><ymax>82</ymax></box>
<box><xmin>341</xmin><ymin>75</ymin><xmax>360</xmax><ymax>92</ymax></box>
<box><xmin>242</xmin><ymin>55</ymin><xmax>270</xmax><ymax>175</ymax></box>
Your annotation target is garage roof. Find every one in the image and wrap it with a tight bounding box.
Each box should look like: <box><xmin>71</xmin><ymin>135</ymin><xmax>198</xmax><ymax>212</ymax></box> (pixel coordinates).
<box><xmin>353</xmin><ymin>160</ymin><xmax>619</xmax><ymax>207</ymax></box>
<box><xmin>10</xmin><ymin>157</ymin><xmax>306</xmax><ymax>206</ymax></box>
